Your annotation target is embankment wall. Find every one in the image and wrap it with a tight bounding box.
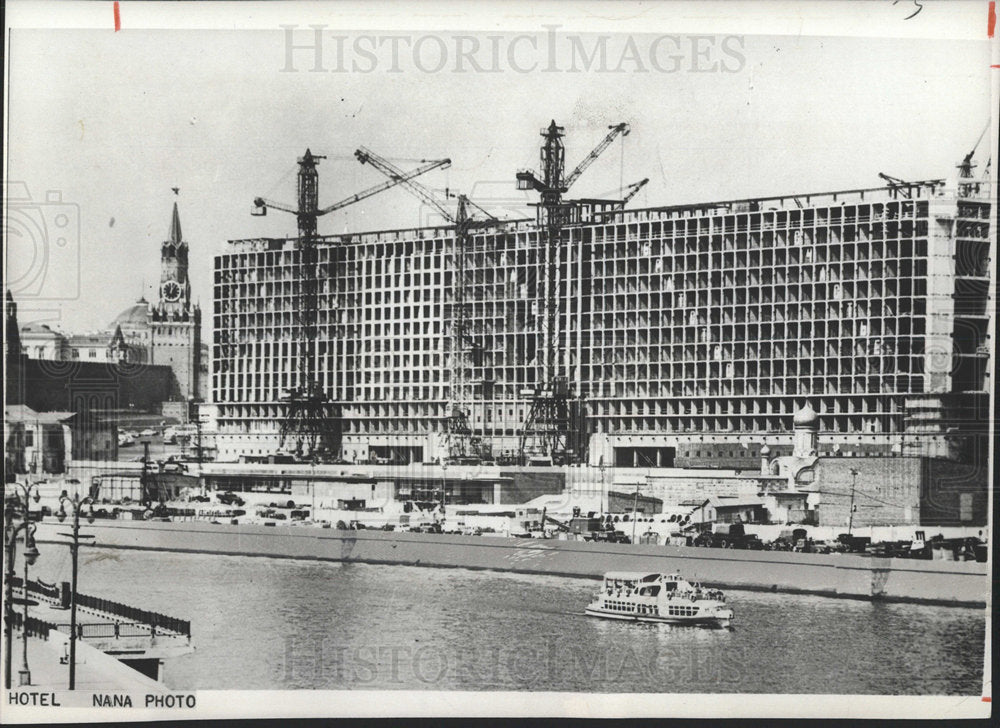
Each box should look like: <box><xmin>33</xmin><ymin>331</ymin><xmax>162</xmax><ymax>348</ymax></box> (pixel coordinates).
<box><xmin>33</xmin><ymin>520</ymin><xmax>989</xmax><ymax>608</ymax></box>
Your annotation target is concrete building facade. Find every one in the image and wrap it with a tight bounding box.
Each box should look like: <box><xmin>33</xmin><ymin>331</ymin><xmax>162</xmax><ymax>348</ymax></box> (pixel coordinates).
<box><xmin>213</xmin><ymin>176</ymin><xmax>992</xmax><ymax>468</ymax></box>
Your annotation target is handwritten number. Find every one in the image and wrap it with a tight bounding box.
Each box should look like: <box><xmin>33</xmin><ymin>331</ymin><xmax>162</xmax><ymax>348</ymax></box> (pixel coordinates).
<box><xmin>892</xmin><ymin>0</ymin><xmax>923</xmax><ymax>20</ymax></box>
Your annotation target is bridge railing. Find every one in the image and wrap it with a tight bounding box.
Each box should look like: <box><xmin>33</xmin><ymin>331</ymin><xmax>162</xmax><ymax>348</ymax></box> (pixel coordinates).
<box><xmin>7</xmin><ymin>576</ymin><xmax>61</xmax><ymax>600</ymax></box>
<box><xmin>10</xmin><ymin>577</ymin><xmax>191</xmax><ymax>637</ymax></box>
<box><xmin>74</xmin><ymin>592</ymin><xmax>191</xmax><ymax>637</ymax></box>
<box><xmin>56</xmin><ymin>622</ymin><xmax>179</xmax><ymax>639</ymax></box>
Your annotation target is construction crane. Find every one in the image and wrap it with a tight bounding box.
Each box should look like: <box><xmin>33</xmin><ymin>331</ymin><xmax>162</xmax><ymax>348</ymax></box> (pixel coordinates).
<box><xmin>878</xmin><ymin>172</ymin><xmax>913</xmax><ymax>199</ymax></box>
<box><xmin>355</xmin><ymin>146</ymin><xmax>499</xmax><ymax>463</ymax></box>
<box><xmin>957</xmin><ymin>123</ymin><xmax>991</xmax><ymax>198</ymax></box>
<box><xmin>253</xmin><ymin>149</ymin><xmax>450</xmax><ymax>459</ymax></box>
<box><xmin>516</xmin><ymin>121</ymin><xmax>630</xmax><ymax>465</ymax></box>
<box><xmin>621</xmin><ymin>178</ymin><xmax>649</xmax><ymax>205</ymax></box>
<box><xmin>565</xmin><ymin>123</ymin><xmax>630</xmax><ymax>190</ymax></box>
<box><xmin>253</xmin><ymin>156</ymin><xmax>451</xmax><ymax>224</ymax></box>
<box><xmin>957</xmin><ymin>122</ymin><xmax>990</xmax><ymax>179</ymax></box>
<box><xmin>517</xmin><ymin>122</ymin><xmax>630</xmax><ymax>208</ymax></box>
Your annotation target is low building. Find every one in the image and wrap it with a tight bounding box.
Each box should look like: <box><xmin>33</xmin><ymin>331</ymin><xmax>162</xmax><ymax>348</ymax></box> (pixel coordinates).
<box><xmin>606</xmin><ymin>489</ymin><xmax>664</xmax><ymax>514</ymax></box>
<box><xmin>696</xmin><ymin>496</ymin><xmax>769</xmax><ymax>525</ymax></box>
<box><xmin>4</xmin><ymin>404</ymin><xmax>75</xmax><ymax>478</ymax></box>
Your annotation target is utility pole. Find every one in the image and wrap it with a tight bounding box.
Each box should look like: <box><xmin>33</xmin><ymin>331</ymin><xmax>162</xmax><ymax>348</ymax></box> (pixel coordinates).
<box><xmin>599</xmin><ymin>457</ymin><xmax>606</xmax><ymax>516</ymax></box>
<box><xmin>140</xmin><ymin>440</ymin><xmax>152</xmax><ymax>507</ymax></box>
<box><xmin>848</xmin><ymin>468</ymin><xmax>859</xmax><ymax>536</ymax></box>
<box><xmin>56</xmin><ymin>493</ymin><xmax>95</xmax><ymax>690</ymax></box>
<box><xmin>631</xmin><ymin>480</ymin><xmax>640</xmax><ymax>544</ymax></box>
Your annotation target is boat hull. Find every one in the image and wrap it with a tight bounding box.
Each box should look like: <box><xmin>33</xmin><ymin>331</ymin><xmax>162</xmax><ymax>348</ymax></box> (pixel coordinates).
<box><xmin>585</xmin><ymin>605</ymin><xmax>732</xmax><ymax>628</ymax></box>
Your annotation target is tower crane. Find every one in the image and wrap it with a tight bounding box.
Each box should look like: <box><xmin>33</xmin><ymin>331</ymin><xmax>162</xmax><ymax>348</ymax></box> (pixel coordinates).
<box><xmin>957</xmin><ymin>122</ymin><xmax>990</xmax><ymax>179</ymax></box>
<box><xmin>253</xmin><ymin>156</ymin><xmax>451</xmax><ymax>224</ymax></box>
<box><xmin>252</xmin><ymin>149</ymin><xmax>450</xmax><ymax>459</ymax></box>
<box><xmin>516</xmin><ymin>122</ymin><xmax>630</xmax><ymax>202</ymax></box>
<box><xmin>957</xmin><ymin>122</ymin><xmax>991</xmax><ymax>198</ymax></box>
<box><xmin>355</xmin><ymin>146</ymin><xmax>499</xmax><ymax>463</ymax></box>
<box><xmin>516</xmin><ymin>121</ymin><xmax>630</xmax><ymax>465</ymax></box>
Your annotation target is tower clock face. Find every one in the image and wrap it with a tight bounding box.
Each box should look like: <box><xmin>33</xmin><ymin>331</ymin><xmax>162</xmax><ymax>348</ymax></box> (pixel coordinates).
<box><xmin>162</xmin><ymin>280</ymin><xmax>182</xmax><ymax>302</ymax></box>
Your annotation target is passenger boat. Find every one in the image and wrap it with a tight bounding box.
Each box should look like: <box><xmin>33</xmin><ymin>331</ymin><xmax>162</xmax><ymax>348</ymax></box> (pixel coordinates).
<box><xmin>585</xmin><ymin>572</ymin><xmax>733</xmax><ymax>628</ymax></box>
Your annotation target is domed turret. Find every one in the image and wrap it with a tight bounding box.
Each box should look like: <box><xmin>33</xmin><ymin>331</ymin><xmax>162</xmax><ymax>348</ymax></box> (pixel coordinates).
<box><xmin>793</xmin><ymin>402</ymin><xmax>819</xmax><ymax>428</ymax></box>
<box><xmin>759</xmin><ymin>443</ymin><xmax>772</xmax><ymax>475</ymax></box>
<box><xmin>792</xmin><ymin>403</ymin><xmax>819</xmax><ymax>458</ymax></box>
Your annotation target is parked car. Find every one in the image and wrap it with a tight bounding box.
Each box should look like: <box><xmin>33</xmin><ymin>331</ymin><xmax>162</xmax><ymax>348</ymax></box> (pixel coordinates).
<box><xmin>837</xmin><ymin>534</ymin><xmax>872</xmax><ymax>553</ymax></box>
<box><xmin>217</xmin><ymin>492</ymin><xmax>246</xmax><ymax>507</ymax></box>
<box><xmin>140</xmin><ymin>428</ymin><xmax>157</xmax><ymax>438</ymax></box>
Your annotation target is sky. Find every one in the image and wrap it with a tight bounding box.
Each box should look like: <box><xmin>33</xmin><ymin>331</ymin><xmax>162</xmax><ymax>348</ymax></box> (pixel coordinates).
<box><xmin>4</xmin><ymin>12</ymin><xmax>994</xmax><ymax>339</ymax></box>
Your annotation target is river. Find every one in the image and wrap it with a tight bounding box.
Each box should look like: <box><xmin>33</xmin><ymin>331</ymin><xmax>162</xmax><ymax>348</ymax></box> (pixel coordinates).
<box><xmin>30</xmin><ymin>549</ymin><xmax>985</xmax><ymax>694</ymax></box>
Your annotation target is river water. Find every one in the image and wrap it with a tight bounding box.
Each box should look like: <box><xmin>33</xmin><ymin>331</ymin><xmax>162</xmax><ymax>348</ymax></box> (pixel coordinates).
<box><xmin>31</xmin><ymin>549</ymin><xmax>985</xmax><ymax>694</ymax></box>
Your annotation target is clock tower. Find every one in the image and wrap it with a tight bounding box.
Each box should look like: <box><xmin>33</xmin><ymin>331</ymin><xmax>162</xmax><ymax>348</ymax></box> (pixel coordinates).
<box><xmin>158</xmin><ymin>201</ymin><xmax>190</xmax><ymax>315</ymax></box>
<box><xmin>150</xmin><ymin>194</ymin><xmax>202</xmax><ymax>401</ymax></box>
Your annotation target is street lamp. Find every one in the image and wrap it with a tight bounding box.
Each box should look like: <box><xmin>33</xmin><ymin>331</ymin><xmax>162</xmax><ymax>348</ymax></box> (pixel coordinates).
<box><xmin>847</xmin><ymin>468</ymin><xmax>859</xmax><ymax>537</ymax></box>
<box><xmin>631</xmin><ymin>479</ymin><xmax>641</xmax><ymax>545</ymax></box>
<box><xmin>4</xmin><ymin>481</ymin><xmax>41</xmax><ymax>688</ymax></box>
<box><xmin>440</xmin><ymin>462</ymin><xmax>448</xmax><ymax>525</ymax></box>
<box><xmin>56</xmin><ymin>492</ymin><xmax>96</xmax><ymax>690</ymax></box>
<box><xmin>598</xmin><ymin>457</ymin><xmax>606</xmax><ymax>517</ymax></box>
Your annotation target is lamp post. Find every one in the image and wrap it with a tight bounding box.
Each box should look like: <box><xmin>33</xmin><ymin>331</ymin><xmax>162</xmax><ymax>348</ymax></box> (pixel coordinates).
<box><xmin>56</xmin><ymin>492</ymin><xmax>96</xmax><ymax>690</ymax></box>
<box><xmin>4</xmin><ymin>481</ymin><xmax>41</xmax><ymax>688</ymax></box>
<box><xmin>140</xmin><ymin>440</ymin><xmax>153</xmax><ymax>507</ymax></box>
<box><xmin>440</xmin><ymin>462</ymin><xmax>447</xmax><ymax>512</ymax></box>
<box><xmin>848</xmin><ymin>468</ymin><xmax>859</xmax><ymax>536</ymax></box>
<box><xmin>598</xmin><ymin>457</ymin><xmax>606</xmax><ymax>517</ymax></box>
<box><xmin>631</xmin><ymin>479</ymin><xmax>640</xmax><ymax>545</ymax></box>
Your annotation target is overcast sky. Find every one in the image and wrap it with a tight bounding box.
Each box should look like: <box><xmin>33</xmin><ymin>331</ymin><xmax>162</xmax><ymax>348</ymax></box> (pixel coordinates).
<box><xmin>5</xmin><ymin>18</ymin><xmax>993</xmax><ymax>338</ymax></box>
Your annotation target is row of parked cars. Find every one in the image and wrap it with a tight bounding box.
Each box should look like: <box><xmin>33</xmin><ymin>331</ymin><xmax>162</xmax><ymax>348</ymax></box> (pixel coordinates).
<box><xmin>690</xmin><ymin>524</ymin><xmax>988</xmax><ymax>561</ymax></box>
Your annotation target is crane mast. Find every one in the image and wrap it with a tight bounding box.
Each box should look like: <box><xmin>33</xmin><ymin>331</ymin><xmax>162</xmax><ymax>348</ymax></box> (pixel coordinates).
<box><xmin>253</xmin><ymin>149</ymin><xmax>449</xmax><ymax>459</ymax></box>
<box><xmin>517</xmin><ymin>121</ymin><xmax>629</xmax><ymax>465</ymax></box>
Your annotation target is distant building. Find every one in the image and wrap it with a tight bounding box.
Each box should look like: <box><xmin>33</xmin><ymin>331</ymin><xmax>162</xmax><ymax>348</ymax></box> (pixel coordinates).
<box><xmin>17</xmin><ymin>199</ymin><xmax>205</xmax><ymax>401</ymax></box>
<box><xmin>3</xmin><ymin>403</ymin><xmax>117</xmax><ymax>478</ymax></box>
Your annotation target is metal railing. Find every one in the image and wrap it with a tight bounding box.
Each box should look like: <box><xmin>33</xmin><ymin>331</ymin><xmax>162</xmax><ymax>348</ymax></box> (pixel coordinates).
<box><xmin>56</xmin><ymin>622</ymin><xmax>178</xmax><ymax>639</ymax></box>
<box><xmin>74</xmin><ymin>592</ymin><xmax>190</xmax><ymax>637</ymax></box>
<box><xmin>7</xmin><ymin>576</ymin><xmax>61</xmax><ymax>600</ymax></box>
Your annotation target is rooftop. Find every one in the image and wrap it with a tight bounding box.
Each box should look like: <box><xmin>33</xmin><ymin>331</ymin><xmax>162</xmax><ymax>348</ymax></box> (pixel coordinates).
<box><xmin>5</xmin><ymin>404</ymin><xmax>76</xmax><ymax>424</ymax></box>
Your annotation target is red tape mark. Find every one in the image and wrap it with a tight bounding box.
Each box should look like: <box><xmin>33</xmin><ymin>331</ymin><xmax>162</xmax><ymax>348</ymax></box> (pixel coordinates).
<box><xmin>114</xmin><ymin>1</ymin><xmax>121</xmax><ymax>32</ymax></box>
<box><xmin>990</xmin><ymin>1</ymin><xmax>996</xmax><ymax>38</ymax></box>
<box><xmin>983</xmin><ymin>696</ymin><xmax>992</xmax><ymax>702</ymax></box>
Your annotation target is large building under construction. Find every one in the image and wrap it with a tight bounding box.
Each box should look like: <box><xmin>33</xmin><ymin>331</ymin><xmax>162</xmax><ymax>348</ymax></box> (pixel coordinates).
<box><xmin>212</xmin><ymin>124</ymin><xmax>993</xmax><ymax>467</ymax></box>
